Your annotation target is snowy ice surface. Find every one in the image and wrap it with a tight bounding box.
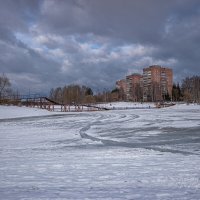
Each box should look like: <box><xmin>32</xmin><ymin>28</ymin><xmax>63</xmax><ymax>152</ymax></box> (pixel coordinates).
<box><xmin>0</xmin><ymin>105</ymin><xmax>55</xmax><ymax>119</ymax></box>
<box><xmin>95</xmin><ymin>101</ymin><xmax>156</xmax><ymax>109</ymax></box>
<box><xmin>0</xmin><ymin>103</ymin><xmax>200</xmax><ymax>199</ymax></box>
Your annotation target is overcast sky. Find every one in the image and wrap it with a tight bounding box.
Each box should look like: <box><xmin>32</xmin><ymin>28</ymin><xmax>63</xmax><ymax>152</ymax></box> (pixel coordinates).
<box><xmin>0</xmin><ymin>0</ymin><xmax>200</xmax><ymax>94</ymax></box>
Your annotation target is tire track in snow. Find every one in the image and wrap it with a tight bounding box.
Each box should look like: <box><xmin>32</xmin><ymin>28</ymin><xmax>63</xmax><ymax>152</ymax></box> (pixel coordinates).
<box><xmin>79</xmin><ymin>112</ymin><xmax>199</xmax><ymax>155</ymax></box>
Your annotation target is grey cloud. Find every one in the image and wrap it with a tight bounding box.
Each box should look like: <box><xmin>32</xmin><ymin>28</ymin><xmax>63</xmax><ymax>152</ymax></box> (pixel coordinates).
<box><xmin>37</xmin><ymin>0</ymin><xmax>173</xmax><ymax>43</ymax></box>
<box><xmin>0</xmin><ymin>0</ymin><xmax>200</xmax><ymax>94</ymax></box>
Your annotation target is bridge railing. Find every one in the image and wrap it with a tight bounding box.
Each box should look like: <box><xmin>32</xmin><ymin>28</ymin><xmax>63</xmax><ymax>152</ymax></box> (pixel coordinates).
<box><xmin>0</xmin><ymin>95</ymin><xmax>109</xmax><ymax>112</ymax></box>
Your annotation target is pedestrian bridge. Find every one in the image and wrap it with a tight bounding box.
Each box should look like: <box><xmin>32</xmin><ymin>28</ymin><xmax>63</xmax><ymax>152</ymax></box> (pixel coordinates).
<box><xmin>0</xmin><ymin>95</ymin><xmax>109</xmax><ymax>112</ymax></box>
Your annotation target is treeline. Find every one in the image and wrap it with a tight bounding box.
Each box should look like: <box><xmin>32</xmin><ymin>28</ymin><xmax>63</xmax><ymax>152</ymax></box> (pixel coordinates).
<box><xmin>172</xmin><ymin>75</ymin><xmax>200</xmax><ymax>103</ymax></box>
<box><xmin>181</xmin><ymin>75</ymin><xmax>200</xmax><ymax>103</ymax></box>
<box><xmin>172</xmin><ymin>83</ymin><xmax>182</xmax><ymax>101</ymax></box>
<box><xmin>1</xmin><ymin>73</ymin><xmax>200</xmax><ymax>105</ymax></box>
<box><xmin>50</xmin><ymin>75</ymin><xmax>200</xmax><ymax>104</ymax></box>
<box><xmin>49</xmin><ymin>85</ymin><xmax>95</xmax><ymax>104</ymax></box>
<box><xmin>49</xmin><ymin>85</ymin><xmax>120</xmax><ymax>104</ymax></box>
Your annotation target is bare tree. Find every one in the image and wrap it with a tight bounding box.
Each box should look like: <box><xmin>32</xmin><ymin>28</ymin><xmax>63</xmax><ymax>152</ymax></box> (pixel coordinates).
<box><xmin>182</xmin><ymin>76</ymin><xmax>200</xmax><ymax>103</ymax></box>
<box><xmin>49</xmin><ymin>84</ymin><xmax>95</xmax><ymax>105</ymax></box>
<box><xmin>0</xmin><ymin>73</ymin><xmax>11</xmax><ymax>99</ymax></box>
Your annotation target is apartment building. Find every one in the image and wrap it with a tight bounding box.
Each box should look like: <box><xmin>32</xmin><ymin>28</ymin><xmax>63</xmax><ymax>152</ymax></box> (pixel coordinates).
<box><xmin>116</xmin><ymin>65</ymin><xmax>173</xmax><ymax>102</ymax></box>
<box><xmin>126</xmin><ymin>74</ymin><xmax>143</xmax><ymax>101</ymax></box>
<box><xmin>116</xmin><ymin>79</ymin><xmax>127</xmax><ymax>100</ymax></box>
<box><xmin>143</xmin><ymin>65</ymin><xmax>173</xmax><ymax>101</ymax></box>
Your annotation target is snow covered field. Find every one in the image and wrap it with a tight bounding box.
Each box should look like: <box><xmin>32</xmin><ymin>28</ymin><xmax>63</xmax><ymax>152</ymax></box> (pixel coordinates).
<box><xmin>95</xmin><ymin>102</ymin><xmax>156</xmax><ymax>109</ymax></box>
<box><xmin>0</xmin><ymin>103</ymin><xmax>200</xmax><ymax>199</ymax></box>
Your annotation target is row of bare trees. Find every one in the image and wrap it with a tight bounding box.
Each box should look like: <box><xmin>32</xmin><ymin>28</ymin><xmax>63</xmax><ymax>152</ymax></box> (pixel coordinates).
<box><xmin>49</xmin><ymin>85</ymin><xmax>95</xmax><ymax>104</ymax></box>
<box><xmin>1</xmin><ymin>73</ymin><xmax>199</xmax><ymax>105</ymax></box>
<box><xmin>171</xmin><ymin>76</ymin><xmax>200</xmax><ymax>103</ymax></box>
<box><xmin>181</xmin><ymin>76</ymin><xmax>200</xmax><ymax>103</ymax></box>
<box><xmin>49</xmin><ymin>85</ymin><xmax>121</xmax><ymax>104</ymax></box>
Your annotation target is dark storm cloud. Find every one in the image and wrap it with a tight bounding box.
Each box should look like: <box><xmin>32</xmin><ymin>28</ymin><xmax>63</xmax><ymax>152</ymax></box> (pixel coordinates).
<box><xmin>38</xmin><ymin>0</ymin><xmax>172</xmax><ymax>42</ymax></box>
<box><xmin>0</xmin><ymin>0</ymin><xmax>200</xmax><ymax>94</ymax></box>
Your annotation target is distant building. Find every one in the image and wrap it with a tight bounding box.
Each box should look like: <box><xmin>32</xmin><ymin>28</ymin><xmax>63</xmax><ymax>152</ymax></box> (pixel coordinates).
<box><xmin>126</xmin><ymin>74</ymin><xmax>143</xmax><ymax>101</ymax></box>
<box><xmin>143</xmin><ymin>65</ymin><xmax>173</xmax><ymax>101</ymax></box>
<box><xmin>116</xmin><ymin>79</ymin><xmax>127</xmax><ymax>100</ymax></box>
<box><xmin>116</xmin><ymin>65</ymin><xmax>173</xmax><ymax>102</ymax></box>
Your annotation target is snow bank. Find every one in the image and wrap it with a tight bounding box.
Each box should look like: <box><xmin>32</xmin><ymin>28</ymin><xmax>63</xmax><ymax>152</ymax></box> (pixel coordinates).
<box><xmin>0</xmin><ymin>105</ymin><xmax>52</xmax><ymax>119</ymax></box>
<box><xmin>95</xmin><ymin>101</ymin><xmax>155</xmax><ymax>109</ymax></box>
<box><xmin>169</xmin><ymin>103</ymin><xmax>200</xmax><ymax>110</ymax></box>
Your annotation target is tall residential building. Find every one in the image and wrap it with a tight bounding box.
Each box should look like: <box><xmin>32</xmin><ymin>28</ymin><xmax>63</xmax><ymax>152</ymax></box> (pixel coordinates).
<box><xmin>126</xmin><ymin>73</ymin><xmax>143</xmax><ymax>101</ymax></box>
<box><xmin>143</xmin><ymin>65</ymin><xmax>173</xmax><ymax>101</ymax></box>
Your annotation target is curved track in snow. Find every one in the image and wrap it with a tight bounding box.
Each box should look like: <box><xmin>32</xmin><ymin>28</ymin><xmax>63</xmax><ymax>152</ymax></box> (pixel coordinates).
<box><xmin>79</xmin><ymin>110</ymin><xmax>200</xmax><ymax>155</ymax></box>
<box><xmin>1</xmin><ymin>105</ymin><xmax>200</xmax><ymax>199</ymax></box>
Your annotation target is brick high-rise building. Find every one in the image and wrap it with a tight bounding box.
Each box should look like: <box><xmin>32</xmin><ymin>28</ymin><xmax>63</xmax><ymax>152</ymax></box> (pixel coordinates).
<box><xmin>126</xmin><ymin>73</ymin><xmax>143</xmax><ymax>101</ymax></box>
<box><xmin>143</xmin><ymin>65</ymin><xmax>173</xmax><ymax>101</ymax></box>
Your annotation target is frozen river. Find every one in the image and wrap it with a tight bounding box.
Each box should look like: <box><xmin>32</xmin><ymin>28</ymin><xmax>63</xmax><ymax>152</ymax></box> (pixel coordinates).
<box><xmin>0</xmin><ymin>104</ymin><xmax>200</xmax><ymax>199</ymax></box>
